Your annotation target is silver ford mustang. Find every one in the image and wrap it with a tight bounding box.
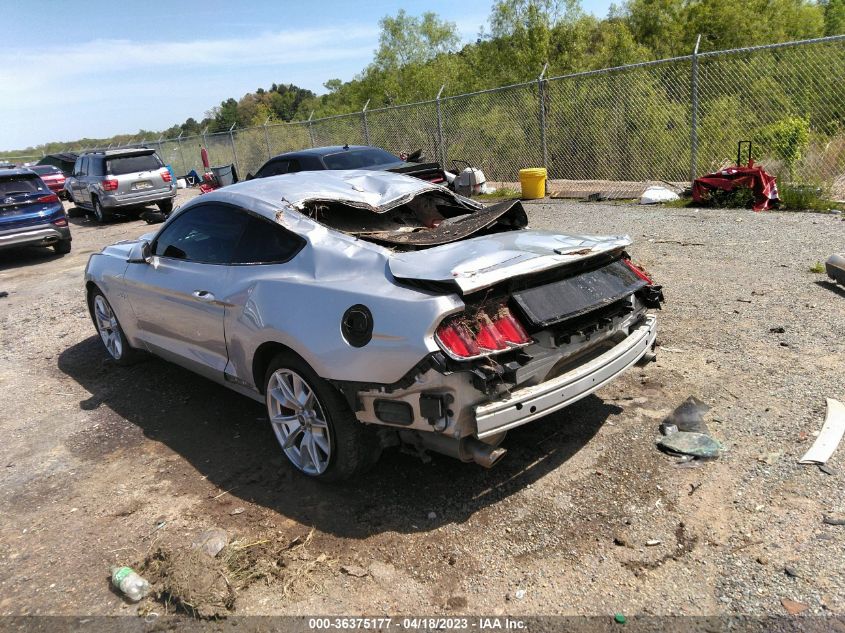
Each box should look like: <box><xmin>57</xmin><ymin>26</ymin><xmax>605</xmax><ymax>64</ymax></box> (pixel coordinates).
<box><xmin>84</xmin><ymin>170</ymin><xmax>663</xmax><ymax>480</ymax></box>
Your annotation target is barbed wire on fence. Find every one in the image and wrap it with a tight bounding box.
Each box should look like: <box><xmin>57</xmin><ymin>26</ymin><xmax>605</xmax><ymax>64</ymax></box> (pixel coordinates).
<box><xmin>16</xmin><ymin>34</ymin><xmax>844</xmax><ymax>199</ymax></box>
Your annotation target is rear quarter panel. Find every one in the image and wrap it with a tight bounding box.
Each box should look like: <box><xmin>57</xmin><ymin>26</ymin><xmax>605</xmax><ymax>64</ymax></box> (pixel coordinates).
<box><xmin>223</xmin><ymin>224</ymin><xmax>463</xmax><ymax>388</ymax></box>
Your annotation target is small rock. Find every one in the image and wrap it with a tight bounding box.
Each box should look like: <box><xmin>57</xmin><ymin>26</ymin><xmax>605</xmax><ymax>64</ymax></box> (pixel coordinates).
<box><xmin>769</xmin><ymin>326</ymin><xmax>785</xmax><ymax>333</ymax></box>
<box><xmin>427</xmin><ymin>511</ymin><xmax>437</xmax><ymax>520</ymax></box>
<box><xmin>784</xmin><ymin>566</ymin><xmax>799</xmax><ymax>578</ymax></box>
<box><xmin>756</xmin><ymin>556</ymin><xmax>768</xmax><ymax>565</ymax></box>
<box><xmin>758</xmin><ymin>451</ymin><xmax>782</xmax><ymax>465</ymax></box>
<box><xmin>192</xmin><ymin>528</ymin><xmax>228</xmax><ymax>558</ymax></box>
<box><xmin>780</xmin><ymin>598</ymin><xmax>809</xmax><ymax>615</ymax></box>
<box><xmin>822</xmin><ymin>514</ymin><xmax>845</xmax><ymax>526</ymax></box>
<box><xmin>779</xmin><ymin>341</ymin><xmax>790</xmax><ymax>347</ymax></box>
<box><xmin>230</xmin><ymin>507</ymin><xmax>245</xmax><ymax>516</ymax></box>
<box><xmin>613</xmin><ymin>535</ymin><xmax>630</xmax><ymax>547</ymax></box>
<box><xmin>645</xmin><ymin>539</ymin><xmax>661</xmax><ymax>546</ymax></box>
<box><xmin>0</xmin><ymin>291</ymin><xmax>8</xmax><ymax>299</ymax></box>
<box><xmin>340</xmin><ymin>564</ymin><xmax>369</xmax><ymax>578</ymax></box>
<box><xmin>514</xmin><ymin>589</ymin><xmax>526</xmax><ymax>600</ymax></box>
<box><xmin>659</xmin><ymin>422</ymin><xmax>679</xmax><ymax>436</ymax></box>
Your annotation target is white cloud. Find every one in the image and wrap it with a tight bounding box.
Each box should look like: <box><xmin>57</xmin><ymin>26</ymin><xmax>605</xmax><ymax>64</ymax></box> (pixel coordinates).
<box><xmin>1</xmin><ymin>26</ymin><xmax>379</xmax><ymax>102</ymax></box>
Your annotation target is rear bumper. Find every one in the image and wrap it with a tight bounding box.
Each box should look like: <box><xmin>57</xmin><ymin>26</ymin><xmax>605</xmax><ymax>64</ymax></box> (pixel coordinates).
<box><xmin>0</xmin><ymin>224</ymin><xmax>71</xmax><ymax>249</ymax></box>
<box><xmin>101</xmin><ymin>186</ymin><xmax>175</xmax><ymax>208</ymax></box>
<box><xmin>474</xmin><ymin>315</ymin><xmax>657</xmax><ymax>438</ymax></box>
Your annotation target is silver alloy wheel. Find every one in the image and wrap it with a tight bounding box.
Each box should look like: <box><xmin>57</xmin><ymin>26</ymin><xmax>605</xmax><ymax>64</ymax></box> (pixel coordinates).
<box><xmin>93</xmin><ymin>295</ymin><xmax>123</xmax><ymax>360</ymax></box>
<box><xmin>266</xmin><ymin>368</ymin><xmax>332</xmax><ymax>475</ymax></box>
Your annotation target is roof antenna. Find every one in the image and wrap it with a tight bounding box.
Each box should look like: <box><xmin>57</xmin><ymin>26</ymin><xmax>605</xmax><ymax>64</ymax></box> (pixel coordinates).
<box><xmin>343</xmin><ymin>143</ymin><xmax>349</xmax><ymax>150</ymax></box>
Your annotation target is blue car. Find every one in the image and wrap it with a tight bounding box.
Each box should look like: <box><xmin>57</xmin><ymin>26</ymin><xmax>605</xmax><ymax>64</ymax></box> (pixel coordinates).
<box><xmin>0</xmin><ymin>168</ymin><xmax>71</xmax><ymax>254</ymax></box>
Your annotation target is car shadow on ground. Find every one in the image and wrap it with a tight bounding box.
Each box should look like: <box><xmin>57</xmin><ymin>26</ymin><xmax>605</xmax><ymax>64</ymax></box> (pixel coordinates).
<box><xmin>58</xmin><ymin>336</ymin><xmax>621</xmax><ymax>538</ymax></box>
<box><xmin>815</xmin><ymin>279</ymin><xmax>845</xmax><ymax>298</ymax></box>
<box><xmin>0</xmin><ymin>244</ymin><xmax>66</xmax><ymax>271</ymax></box>
<box><xmin>66</xmin><ymin>208</ymin><xmax>152</xmax><ymax>230</ymax></box>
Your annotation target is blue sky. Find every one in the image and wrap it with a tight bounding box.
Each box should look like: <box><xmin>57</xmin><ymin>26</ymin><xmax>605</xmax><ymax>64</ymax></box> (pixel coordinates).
<box><xmin>2</xmin><ymin>0</ymin><xmax>614</xmax><ymax>151</ymax></box>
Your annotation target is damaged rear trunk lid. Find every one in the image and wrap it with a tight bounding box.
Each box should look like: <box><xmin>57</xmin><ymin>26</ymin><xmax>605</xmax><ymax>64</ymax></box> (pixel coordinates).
<box><xmin>388</xmin><ymin>231</ymin><xmax>632</xmax><ymax>294</ymax></box>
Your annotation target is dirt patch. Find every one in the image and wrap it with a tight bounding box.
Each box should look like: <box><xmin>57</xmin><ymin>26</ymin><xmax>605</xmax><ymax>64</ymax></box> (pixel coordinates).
<box><xmin>139</xmin><ymin>530</ymin><xmax>328</xmax><ymax>618</ymax></box>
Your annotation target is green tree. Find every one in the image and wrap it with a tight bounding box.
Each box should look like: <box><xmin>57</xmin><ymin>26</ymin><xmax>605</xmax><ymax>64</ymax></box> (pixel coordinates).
<box><xmin>823</xmin><ymin>0</ymin><xmax>845</xmax><ymax>34</ymax></box>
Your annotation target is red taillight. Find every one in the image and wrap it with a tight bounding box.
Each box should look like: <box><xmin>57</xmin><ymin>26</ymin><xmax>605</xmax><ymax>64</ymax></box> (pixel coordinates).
<box><xmin>475</xmin><ymin>313</ymin><xmax>508</xmax><ymax>351</ymax></box>
<box><xmin>436</xmin><ymin>304</ymin><xmax>532</xmax><ymax>359</ymax></box>
<box><xmin>160</xmin><ymin>169</ymin><xmax>172</xmax><ymax>183</ymax></box>
<box><xmin>52</xmin><ymin>217</ymin><xmax>68</xmax><ymax>227</ymax></box>
<box><xmin>623</xmin><ymin>258</ymin><xmax>653</xmax><ymax>284</ymax></box>
<box><xmin>36</xmin><ymin>193</ymin><xmax>60</xmax><ymax>203</ymax></box>
<box><xmin>436</xmin><ymin>321</ymin><xmax>479</xmax><ymax>358</ymax></box>
<box><xmin>103</xmin><ymin>179</ymin><xmax>118</xmax><ymax>191</ymax></box>
<box><xmin>428</xmin><ymin>176</ymin><xmax>445</xmax><ymax>183</ymax></box>
<box><xmin>492</xmin><ymin>308</ymin><xmax>532</xmax><ymax>344</ymax></box>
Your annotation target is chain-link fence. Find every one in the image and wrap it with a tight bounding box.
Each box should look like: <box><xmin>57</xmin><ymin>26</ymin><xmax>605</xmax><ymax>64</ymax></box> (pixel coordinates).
<box><xmin>52</xmin><ymin>34</ymin><xmax>845</xmax><ymax>199</ymax></box>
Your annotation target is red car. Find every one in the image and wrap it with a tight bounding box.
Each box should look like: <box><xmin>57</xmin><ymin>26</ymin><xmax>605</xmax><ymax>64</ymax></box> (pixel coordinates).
<box><xmin>28</xmin><ymin>165</ymin><xmax>68</xmax><ymax>199</ymax></box>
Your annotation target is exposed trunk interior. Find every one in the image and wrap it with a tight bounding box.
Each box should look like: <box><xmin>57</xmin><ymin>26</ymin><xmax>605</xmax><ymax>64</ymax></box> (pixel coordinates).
<box><xmin>301</xmin><ymin>194</ymin><xmax>527</xmax><ymax>249</ymax></box>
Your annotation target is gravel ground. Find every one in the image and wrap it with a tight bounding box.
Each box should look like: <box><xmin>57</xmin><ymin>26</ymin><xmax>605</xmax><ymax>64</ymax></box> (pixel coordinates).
<box><xmin>0</xmin><ymin>194</ymin><xmax>843</xmax><ymax>622</ymax></box>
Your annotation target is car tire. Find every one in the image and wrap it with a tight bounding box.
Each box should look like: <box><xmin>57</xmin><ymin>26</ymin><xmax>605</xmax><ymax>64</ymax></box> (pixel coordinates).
<box><xmin>264</xmin><ymin>352</ymin><xmax>381</xmax><ymax>481</ymax></box>
<box><xmin>88</xmin><ymin>288</ymin><xmax>141</xmax><ymax>366</ymax></box>
<box><xmin>92</xmin><ymin>196</ymin><xmax>110</xmax><ymax>223</ymax></box>
<box><xmin>157</xmin><ymin>200</ymin><xmax>173</xmax><ymax>215</ymax></box>
<box><xmin>53</xmin><ymin>239</ymin><xmax>71</xmax><ymax>255</ymax></box>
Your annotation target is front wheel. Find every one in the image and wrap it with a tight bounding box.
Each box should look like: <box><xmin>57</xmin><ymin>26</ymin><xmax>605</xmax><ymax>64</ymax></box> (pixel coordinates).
<box><xmin>264</xmin><ymin>353</ymin><xmax>380</xmax><ymax>481</ymax></box>
<box><xmin>88</xmin><ymin>289</ymin><xmax>141</xmax><ymax>365</ymax></box>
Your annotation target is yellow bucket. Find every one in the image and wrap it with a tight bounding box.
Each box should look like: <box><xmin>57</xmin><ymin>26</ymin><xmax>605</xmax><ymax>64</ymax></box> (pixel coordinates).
<box><xmin>519</xmin><ymin>167</ymin><xmax>547</xmax><ymax>199</ymax></box>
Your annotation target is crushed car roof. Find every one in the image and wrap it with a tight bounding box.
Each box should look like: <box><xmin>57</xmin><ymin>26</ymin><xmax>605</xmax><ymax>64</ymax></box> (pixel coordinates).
<box><xmin>204</xmin><ymin>169</ymin><xmax>481</xmax><ymax>216</ymax></box>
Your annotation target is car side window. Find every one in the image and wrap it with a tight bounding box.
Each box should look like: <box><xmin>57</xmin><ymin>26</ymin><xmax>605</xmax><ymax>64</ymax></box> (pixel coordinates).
<box><xmin>231</xmin><ymin>215</ymin><xmax>305</xmax><ymax>264</ymax></box>
<box><xmin>72</xmin><ymin>158</ymin><xmax>82</xmax><ymax>176</ymax></box>
<box><xmin>256</xmin><ymin>159</ymin><xmax>290</xmax><ymax>178</ymax></box>
<box><xmin>80</xmin><ymin>157</ymin><xmax>89</xmax><ymax>176</ymax></box>
<box><xmin>152</xmin><ymin>204</ymin><xmax>251</xmax><ymax>264</ymax></box>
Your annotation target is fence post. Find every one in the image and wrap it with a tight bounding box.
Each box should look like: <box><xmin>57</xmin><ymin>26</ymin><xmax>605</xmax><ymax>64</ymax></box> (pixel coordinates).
<box><xmin>538</xmin><ymin>63</ymin><xmax>549</xmax><ymax>186</ymax></box>
<box><xmin>263</xmin><ymin>116</ymin><xmax>272</xmax><ymax>157</ymax></box>
<box><xmin>435</xmin><ymin>84</ymin><xmax>446</xmax><ymax>168</ymax></box>
<box><xmin>690</xmin><ymin>34</ymin><xmax>701</xmax><ymax>182</ymax></box>
<box><xmin>362</xmin><ymin>100</ymin><xmax>371</xmax><ymax>145</ymax></box>
<box><xmin>228</xmin><ymin>123</ymin><xmax>239</xmax><ymax>173</ymax></box>
<box><xmin>307</xmin><ymin>111</ymin><xmax>315</xmax><ymax>148</ymax></box>
<box><xmin>176</xmin><ymin>132</ymin><xmax>187</xmax><ymax>176</ymax></box>
<box><xmin>156</xmin><ymin>135</ymin><xmax>164</xmax><ymax>160</ymax></box>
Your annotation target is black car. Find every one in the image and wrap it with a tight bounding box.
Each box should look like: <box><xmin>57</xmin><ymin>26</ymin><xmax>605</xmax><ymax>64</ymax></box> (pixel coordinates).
<box><xmin>249</xmin><ymin>145</ymin><xmax>446</xmax><ymax>185</ymax></box>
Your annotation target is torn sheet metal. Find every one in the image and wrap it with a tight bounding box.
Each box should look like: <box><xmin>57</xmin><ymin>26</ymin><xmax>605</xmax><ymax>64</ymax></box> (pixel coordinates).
<box><xmin>358</xmin><ymin>199</ymin><xmax>527</xmax><ymax>247</ymax></box>
<box><xmin>389</xmin><ymin>231</ymin><xmax>631</xmax><ymax>294</ymax></box>
<box><xmin>220</xmin><ymin>169</ymin><xmax>482</xmax><ymax>215</ymax></box>
<box><xmin>799</xmin><ymin>398</ymin><xmax>845</xmax><ymax>464</ymax></box>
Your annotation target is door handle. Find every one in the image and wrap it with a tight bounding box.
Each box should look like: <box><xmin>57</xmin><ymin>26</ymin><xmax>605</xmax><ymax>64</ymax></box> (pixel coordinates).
<box><xmin>192</xmin><ymin>290</ymin><xmax>216</xmax><ymax>302</ymax></box>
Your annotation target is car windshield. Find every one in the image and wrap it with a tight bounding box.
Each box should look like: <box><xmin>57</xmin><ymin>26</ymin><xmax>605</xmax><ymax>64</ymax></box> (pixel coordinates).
<box><xmin>0</xmin><ymin>175</ymin><xmax>45</xmax><ymax>196</ymax></box>
<box><xmin>106</xmin><ymin>154</ymin><xmax>162</xmax><ymax>175</ymax></box>
<box><xmin>29</xmin><ymin>165</ymin><xmax>61</xmax><ymax>175</ymax></box>
<box><xmin>322</xmin><ymin>148</ymin><xmax>401</xmax><ymax>170</ymax></box>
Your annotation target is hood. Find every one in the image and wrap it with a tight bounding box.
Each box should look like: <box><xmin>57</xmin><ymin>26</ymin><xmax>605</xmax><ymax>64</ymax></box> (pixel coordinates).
<box><xmin>388</xmin><ymin>230</ymin><xmax>631</xmax><ymax>294</ymax></box>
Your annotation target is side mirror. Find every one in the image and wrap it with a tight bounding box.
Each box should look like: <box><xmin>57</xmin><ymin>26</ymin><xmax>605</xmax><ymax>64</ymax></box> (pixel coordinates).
<box><xmin>129</xmin><ymin>240</ymin><xmax>153</xmax><ymax>264</ymax></box>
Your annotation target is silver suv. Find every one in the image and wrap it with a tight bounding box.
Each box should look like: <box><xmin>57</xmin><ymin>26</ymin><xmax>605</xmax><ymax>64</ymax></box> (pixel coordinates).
<box><xmin>66</xmin><ymin>148</ymin><xmax>176</xmax><ymax>222</ymax></box>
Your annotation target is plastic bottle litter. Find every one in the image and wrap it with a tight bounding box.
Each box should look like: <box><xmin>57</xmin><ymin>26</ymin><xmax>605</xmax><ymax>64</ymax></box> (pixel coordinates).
<box><xmin>111</xmin><ymin>565</ymin><xmax>151</xmax><ymax>602</ymax></box>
